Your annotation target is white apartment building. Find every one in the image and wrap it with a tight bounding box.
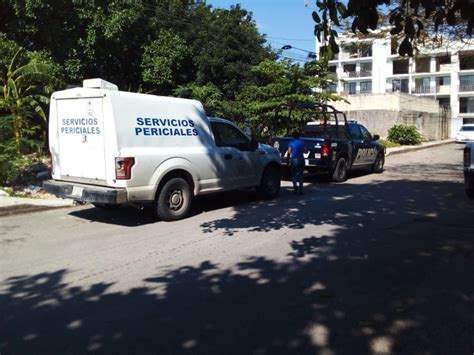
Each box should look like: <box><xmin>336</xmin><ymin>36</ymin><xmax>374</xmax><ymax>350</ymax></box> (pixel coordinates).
<box><xmin>318</xmin><ymin>33</ymin><xmax>474</xmax><ymax>137</ymax></box>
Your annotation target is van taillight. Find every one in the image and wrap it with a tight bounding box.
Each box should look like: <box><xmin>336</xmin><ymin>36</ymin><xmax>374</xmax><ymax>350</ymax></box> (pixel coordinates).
<box><xmin>321</xmin><ymin>144</ymin><xmax>330</xmax><ymax>157</ymax></box>
<box><xmin>115</xmin><ymin>157</ymin><xmax>135</xmax><ymax>180</ymax></box>
<box><xmin>464</xmin><ymin>146</ymin><xmax>470</xmax><ymax>167</ymax></box>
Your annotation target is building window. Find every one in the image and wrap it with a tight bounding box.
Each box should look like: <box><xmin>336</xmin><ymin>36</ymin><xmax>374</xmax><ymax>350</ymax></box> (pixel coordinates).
<box><xmin>393</xmin><ymin>59</ymin><xmax>409</xmax><ymax>74</ymax></box>
<box><xmin>344</xmin><ymin>82</ymin><xmax>357</xmax><ymax>95</ymax></box>
<box><xmin>460</xmin><ymin>75</ymin><xmax>474</xmax><ymax>92</ymax></box>
<box><xmin>437</xmin><ymin>76</ymin><xmax>450</xmax><ymax>86</ymax></box>
<box><xmin>460</xmin><ymin>97</ymin><xmax>474</xmax><ymax>113</ymax></box>
<box><xmin>343</xmin><ymin>64</ymin><xmax>357</xmax><ymax>77</ymax></box>
<box><xmin>360</xmin><ymin>81</ymin><xmax>372</xmax><ymax>93</ymax></box>
<box><xmin>415</xmin><ymin>77</ymin><xmax>431</xmax><ymax>93</ymax></box>
<box><xmin>392</xmin><ymin>79</ymin><xmax>409</xmax><ymax>93</ymax></box>
<box><xmin>436</xmin><ymin>55</ymin><xmax>451</xmax><ymax>71</ymax></box>
<box><xmin>360</xmin><ymin>62</ymin><xmax>372</xmax><ymax>77</ymax></box>
<box><xmin>415</xmin><ymin>57</ymin><xmax>431</xmax><ymax>73</ymax></box>
<box><xmin>460</xmin><ymin>51</ymin><xmax>474</xmax><ymax>70</ymax></box>
<box><xmin>438</xmin><ymin>98</ymin><xmax>450</xmax><ymax>108</ymax></box>
<box><xmin>328</xmin><ymin>83</ymin><xmax>337</xmax><ymax>93</ymax></box>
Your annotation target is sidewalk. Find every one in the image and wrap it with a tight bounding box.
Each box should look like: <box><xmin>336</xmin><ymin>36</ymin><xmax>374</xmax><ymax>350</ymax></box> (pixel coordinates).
<box><xmin>0</xmin><ymin>139</ymin><xmax>456</xmax><ymax>217</ymax></box>
<box><xmin>0</xmin><ymin>193</ymin><xmax>75</xmax><ymax>217</ymax></box>
<box><xmin>385</xmin><ymin>138</ymin><xmax>455</xmax><ymax>156</ymax></box>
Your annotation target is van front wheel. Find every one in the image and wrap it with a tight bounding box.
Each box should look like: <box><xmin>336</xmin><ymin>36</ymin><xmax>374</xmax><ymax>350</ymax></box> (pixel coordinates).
<box><xmin>155</xmin><ymin>177</ymin><xmax>192</xmax><ymax>221</ymax></box>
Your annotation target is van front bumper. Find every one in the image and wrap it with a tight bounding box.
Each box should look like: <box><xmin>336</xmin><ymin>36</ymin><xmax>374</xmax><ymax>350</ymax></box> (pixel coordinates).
<box><xmin>43</xmin><ymin>180</ymin><xmax>128</xmax><ymax>205</ymax></box>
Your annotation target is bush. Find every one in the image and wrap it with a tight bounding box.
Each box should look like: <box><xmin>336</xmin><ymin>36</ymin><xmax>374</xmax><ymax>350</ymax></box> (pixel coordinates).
<box><xmin>387</xmin><ymin>125</ymin><xmax>423</xmax><ymax>145</ymax></box>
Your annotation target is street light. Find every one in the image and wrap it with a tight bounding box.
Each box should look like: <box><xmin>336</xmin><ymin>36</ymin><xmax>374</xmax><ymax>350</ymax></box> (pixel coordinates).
<box><xmin>280</xmin><ymin>45</ymin><xmax>316</xmax><ymax>59</ymax></box>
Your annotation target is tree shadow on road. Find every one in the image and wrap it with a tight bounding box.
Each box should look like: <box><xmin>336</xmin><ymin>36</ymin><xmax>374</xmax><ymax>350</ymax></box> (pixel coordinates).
<box><xmin>2</xmin><ymin>162</ymin><xmax>474</xmax><ymax>354</ymax></box>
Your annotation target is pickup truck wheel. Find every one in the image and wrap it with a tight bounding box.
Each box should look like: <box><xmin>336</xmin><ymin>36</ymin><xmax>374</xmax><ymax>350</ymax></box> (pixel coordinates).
<box><xmin>155</xmin><ymin>177</ymin><xmax>192</xmax><ymax>221</ymax></box>
<box><xmin>331</xmin><ymin>157</ymin><xmax>348</xmax><ymax>183</ymax></box>
<box><xmin>258</xmin><ymin>166</ymin><xmax>281</xmax><ymax>199</ymax></box>
<box><xmin>372</xmin><ymin>152</ymin><xmax>385</xmax><ymax>173</ymax></box>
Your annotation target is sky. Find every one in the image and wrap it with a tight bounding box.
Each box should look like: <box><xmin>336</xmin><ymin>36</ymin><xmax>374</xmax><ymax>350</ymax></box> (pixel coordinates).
<box><xmin>206</xmin><ymin>0</ymin><xmax>318</xmax><ymax>63</ymax></box>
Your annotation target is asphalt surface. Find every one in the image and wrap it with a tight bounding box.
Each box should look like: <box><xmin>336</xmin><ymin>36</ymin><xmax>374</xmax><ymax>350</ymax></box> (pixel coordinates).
<box><xmin>1</xmin><ymin>140</ymin><xmax>473</xmax><ymax>355</ymax></box>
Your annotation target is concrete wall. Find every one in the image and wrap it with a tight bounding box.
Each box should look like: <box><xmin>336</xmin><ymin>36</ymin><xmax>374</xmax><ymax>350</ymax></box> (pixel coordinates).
<box><xmin>340</xmin><ymin>109</ymin><xmax>450</xmax><ymax>141</ymax></box>
<box><xmin>332</xmin><ymin>93</ymin><xmax>450</xmax><ymax>140</ymax></box>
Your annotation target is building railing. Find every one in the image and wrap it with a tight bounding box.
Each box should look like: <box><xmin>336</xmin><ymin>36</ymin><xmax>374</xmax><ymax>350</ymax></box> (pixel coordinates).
<box><xmin>413</xmin><ymin>86</ymin><xmax>435</xmax><ymax>94</ymax></box>
<box><xmin>387</xmin><ymin>87</ymin><xmax>409</xmax><ymax>93</ymax></box>
<box><xmin>459</xmin><ymin>84</ymin><xmax>474</xmax><ymax>92</ymax></box>
<box><xmin>341</xmin><ymin>70</ymin><xmax>373</xmax><ymax>78</ymax></box>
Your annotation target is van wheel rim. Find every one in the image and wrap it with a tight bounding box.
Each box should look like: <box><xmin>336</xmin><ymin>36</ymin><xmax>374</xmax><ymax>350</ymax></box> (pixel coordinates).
<box><xmin>169</xmin><ymin>190</ymin><xmax>184</xmax><ymax>210</ymax></box>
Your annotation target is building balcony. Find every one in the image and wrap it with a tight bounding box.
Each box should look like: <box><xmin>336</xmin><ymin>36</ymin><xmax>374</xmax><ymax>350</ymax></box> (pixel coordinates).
<box><xmin>437</xmin><ymin>85</ymin><xmax>451</xmax><ymax>94</ymax></box>
<box><xmin>459</xmin><ymin>84</ymin><xmax>474</xmax><ymax>92</ymax></box>
<box><xmin>413</xmin><ymin>87</ymin><xmax>435</xmax><ymax>94</ymax></box>
<box><xmin>340</xmin><ymin>70</ymin><xmax>373</xmax><ymax>79</ymax></box>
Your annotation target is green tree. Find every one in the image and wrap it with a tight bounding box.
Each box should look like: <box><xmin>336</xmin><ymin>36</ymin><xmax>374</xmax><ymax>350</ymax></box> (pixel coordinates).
<box><xmin>0</xmin><ymin>48</ymin><xmax>53</xmax><ymax>154</ymax></box>
<box><xmin>312</xmin><ymin>0</ymin><xmax>474</xmax><ymax>57</ymax></box>
<box><xmin>233</xmin><ymin>58</ymin><xmax>341</xmax><ymax>141</ymax></box>
<box><xmin>141</xmin><ymin>30</ymin><xmax>191</xmax><ymax>94</ymax></box>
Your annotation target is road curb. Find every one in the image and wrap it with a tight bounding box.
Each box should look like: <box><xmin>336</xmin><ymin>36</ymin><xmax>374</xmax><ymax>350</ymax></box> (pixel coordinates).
<box><xmin>386</xmin><ymin>139</ymin><xmax>455</xmax><ymax>157</ymax></box>
<box><xmin>0</xmin><ymin>203</ymin><xmax>74</xmax><ymax>217</ymax></box>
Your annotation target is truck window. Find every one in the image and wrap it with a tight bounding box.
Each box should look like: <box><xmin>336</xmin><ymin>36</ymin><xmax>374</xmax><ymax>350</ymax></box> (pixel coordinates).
<box><xmin>304</xmin><ymin>124</ymin><xmax>347</xmax><ymax>138</ymax></box>
<box><xmin>348</xmin><ymin>124</ymin><xmax>363</xmax><ymax>139</ymax></box>
<box><xmin>211</xmin><ymin>122</ymin><xmax>250</xmax><ymax>150</ymax></box>
<box><xmin>359</xmin><ymin>125</ymin><xmax>373</xmax><ymax>140</ymax></box>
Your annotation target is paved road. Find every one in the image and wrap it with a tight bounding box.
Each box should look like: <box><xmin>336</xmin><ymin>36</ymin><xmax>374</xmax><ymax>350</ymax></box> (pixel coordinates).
<box><xmin>1</xmin><ymin>143</ymin><xmax>473</xmax><ymax>355</ymax></box>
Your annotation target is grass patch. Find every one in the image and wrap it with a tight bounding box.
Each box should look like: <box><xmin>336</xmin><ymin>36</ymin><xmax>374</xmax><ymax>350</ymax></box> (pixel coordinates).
<box><xmin>379</xmin><ymin>138</ymin><xmax>401</xmax><ymax>148</ymax></box>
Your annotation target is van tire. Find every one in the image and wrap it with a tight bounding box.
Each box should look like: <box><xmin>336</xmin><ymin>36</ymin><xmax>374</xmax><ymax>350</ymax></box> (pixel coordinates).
<box><xmin>257</xmin><ymin>165</ymin><xmax>281</xmax><ymax>199</ymax></box>
<box><xmin>155</xmin><ymin>177</ymin><xmax>192</xmax><ymax>221</ymax></box>
<box><xmin>331</xmin><ymin>157</ymin><xmax>347</xmax><ymax>182</ymax></box>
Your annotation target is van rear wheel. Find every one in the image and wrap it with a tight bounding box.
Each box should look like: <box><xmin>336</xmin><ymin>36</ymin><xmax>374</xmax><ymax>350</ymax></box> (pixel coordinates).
<box><xmin>155</xmin><ymin>177</ymin><xmax>192</xmax><ymax>221</ymax></box>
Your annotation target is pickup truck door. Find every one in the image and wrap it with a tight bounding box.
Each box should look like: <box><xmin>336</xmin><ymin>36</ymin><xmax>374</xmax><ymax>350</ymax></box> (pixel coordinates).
<box><xmin>348</xmin><ymin>124</ymin><xmax>367</xmax><ymax>166</ymax></box>
<box><xmin>210</xmin><ymin>122</ymin><xmax>258</xmax><ymax>187</ymax></box>
<box><xmin>358</xmin><ymin>125</ymin><xmax>378</xmax><ymax>164</ymax></box>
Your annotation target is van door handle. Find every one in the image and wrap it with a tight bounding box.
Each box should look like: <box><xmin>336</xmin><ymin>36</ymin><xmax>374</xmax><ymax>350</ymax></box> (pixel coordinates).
<box><xmin>224</xmin><ymin>154</ymin><xmax>232</xmax><ymax>160</ymax></box>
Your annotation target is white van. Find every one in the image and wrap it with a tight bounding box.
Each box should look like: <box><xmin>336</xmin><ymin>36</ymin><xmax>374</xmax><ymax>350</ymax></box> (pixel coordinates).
<box><xmin>43</xmin><ymin>79</ymin><xmax>281</xmax><ymax>220</ymax></box>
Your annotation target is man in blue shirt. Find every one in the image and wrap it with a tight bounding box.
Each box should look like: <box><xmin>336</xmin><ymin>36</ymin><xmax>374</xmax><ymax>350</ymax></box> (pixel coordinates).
<box><xmin>287</xmin><ymin>131</ymin><xmax>305</xmax><ymax>195</ymax></box>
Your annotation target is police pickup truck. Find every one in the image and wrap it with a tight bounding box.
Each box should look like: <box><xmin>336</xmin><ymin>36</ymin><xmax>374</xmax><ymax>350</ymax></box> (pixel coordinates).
<box><xmin>271</xmin><ymin>103</ymin><xmax>385</xmax><ymax>182</ymax></box>
<box><xmin>43</xmin><ymin>79</ymin><xmax>281</xmax><ymax>221</ymax></box>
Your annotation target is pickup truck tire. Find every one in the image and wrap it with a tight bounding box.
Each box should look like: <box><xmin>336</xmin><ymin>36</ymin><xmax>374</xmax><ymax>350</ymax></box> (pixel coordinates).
<box><xmin>372</xmin><ymin>152</ymin><xmax>385</xmax><ymax>173</ymax></box>
<box><xmin>258</xmin><ymin>166</ymin><xmax>281</xmax><ymax>199</ymax></box>
<box><xmin>331</xmin><ymin>157</ymin><xmax>348</xmax><ymax>183</ymax></box>
<box><xmin>155</xmin><ymin>177</ymin><xmax>192</xmax><ymax>221</ymax></box>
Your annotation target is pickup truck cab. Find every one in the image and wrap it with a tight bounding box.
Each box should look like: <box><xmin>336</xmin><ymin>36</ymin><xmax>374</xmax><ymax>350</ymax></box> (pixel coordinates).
<box><xmin>271</xmin><ymin>102</ymin><xmax>385</xmax><ymax>182</ymax></box>
<box><xmin>464</xmin><ymin>142</ymin><xmax>474</xmax><ymax>198</ymax></box>
<box><xmin>43</xmin><ymin>79</ymin><xmax>281</xmax><ymax>220</ymax></box>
